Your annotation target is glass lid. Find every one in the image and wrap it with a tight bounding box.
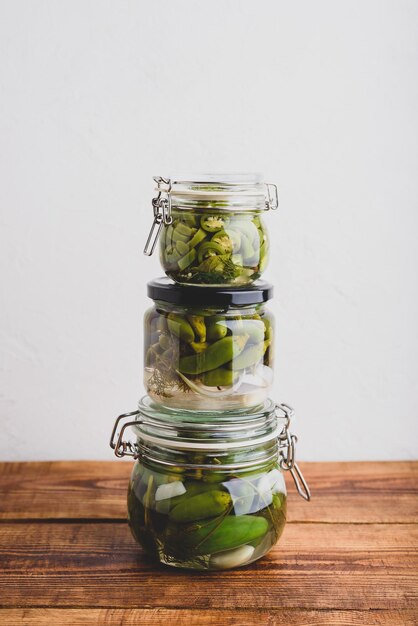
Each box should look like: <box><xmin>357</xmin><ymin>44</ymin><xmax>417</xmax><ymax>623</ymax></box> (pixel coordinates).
<box><xmin>153</xmin><ymin>174</ymin><xmax>278</xmax><ymax>210</ymax></box>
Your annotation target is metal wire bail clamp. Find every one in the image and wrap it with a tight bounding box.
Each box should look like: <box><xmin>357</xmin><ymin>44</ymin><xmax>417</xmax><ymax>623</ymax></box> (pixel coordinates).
<box><xmin>109</xmin><ymin>410</ymin><xmax>141</xmax><ymax>458</ymax></box>
<box><xmin>143</xmin><ymin>176</ymin><xmax>173</xmax><ymax>256</ymax></box>
<box><xmin>275</xmin><ymin>403</ymin><xmax>311</xmax><ymax>501</ymax></box>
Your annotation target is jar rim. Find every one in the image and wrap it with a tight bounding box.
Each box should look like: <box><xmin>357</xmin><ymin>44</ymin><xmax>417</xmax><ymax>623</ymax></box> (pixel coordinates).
<box><xmin>133</xmin><ymin>396</ymin><xmax>285</xmax><ymax>452</ymax></box>
<box><xmin>153</xmin><ymin>174</ymin><xmax>278</xmax><ymax>211</ymax></box>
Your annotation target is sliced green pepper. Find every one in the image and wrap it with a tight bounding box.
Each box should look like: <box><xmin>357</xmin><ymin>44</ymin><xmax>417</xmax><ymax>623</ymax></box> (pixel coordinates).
<box><xmin>175</xmin><ymin>222</ymin><xmax>194</xmax><ymax>237</ymax></box>
<box><xmin>200</xmin><ymin>215</ymin><xmax>230</xmax><ymax>232</ymax></box>
<box><xmin>175</xmin><ymin>240</ymin><xmax>189</xmax><ymax>255</ymax></box>
<box><xmin>188</xmin><ymin>228</ymin><xmax>207</xmax><ymax>249</ymax></box>
<box><xmin>172</xmin><ymin>227</ymin><xmax>189</xmax><ymax>244</ymax></box>
<box><xmin>211</xmin><ymin>230</ymin><xmax>234</xmax><ymax>255</ymax></box>
<box><xmin>195</xmin><ymin>255</ymin><xmax>225</xmax><ymax>274</ymax></box>
<box><xmin>165</xmin><ymin>246</ymin><xmax>181</xmax><ymax>262</ymax></box>
<box><xmin>178</xmin><ymin>248</ymin><xmax>197</xmax><ymax>271</ymax></box>
<box><xmin>197</xmin><ymin>240</ymin><xmax>225</xmax><ymax>264</ymax></box>
<box><xmin>178</xmin><ymin>214</ymin><xmax>197</xmax><ymax>228</ymax></box>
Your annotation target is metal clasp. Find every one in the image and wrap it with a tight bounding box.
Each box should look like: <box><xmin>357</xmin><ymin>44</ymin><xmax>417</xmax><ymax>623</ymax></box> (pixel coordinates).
<box><xmin>265</xmin><ymin>183</ymin><xmax>279</xmax><ymax>210</ymax></box>
<box><xmin>275</xmin><ymin>403</ymin><xmax>311</xmax><ymax>501</ymax></box>
<box><xmin>109</xmin><ymin>410</ymin><xmax>141</xmax><ymax>458</ymax></box>
<box><xmin>143</xmin><ymin>176</ymin><xmax>173</xmax><ymax>256</ymax></box>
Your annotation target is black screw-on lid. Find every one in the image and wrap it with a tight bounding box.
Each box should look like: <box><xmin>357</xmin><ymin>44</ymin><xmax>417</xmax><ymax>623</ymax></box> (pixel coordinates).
<box><xmin>147</xmin><ymin>277</ymin><xmax>273</xmax><ymax>306</ymax></box>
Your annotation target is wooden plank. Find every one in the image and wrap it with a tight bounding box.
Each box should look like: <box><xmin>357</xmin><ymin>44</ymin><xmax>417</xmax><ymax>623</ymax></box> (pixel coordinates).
<box><xmin>0</xmin><ymin>522</ymin><xmax>416</xmax><ymax>610</ymax></box>
<box><xmin>0</xmin><ymin>461</ymin><xmax>129</xmax><ymax>521</ymax></box>
<box><xmin>0</xmin><ymin>461</ymin><xmax>417</xmax><ymax>523</ymax></box>
<box><xmin>0</xmin><ymin>608</ymin><xmax>417</xmax><ymax>626</ymax></box>
<box><xmin>294</xmin><ymin>461</ymin><xmax>418</xmax><ymax>523</ymax></box>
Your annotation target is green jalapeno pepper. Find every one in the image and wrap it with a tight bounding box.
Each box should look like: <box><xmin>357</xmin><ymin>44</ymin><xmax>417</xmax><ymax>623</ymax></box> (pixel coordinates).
<box><xmin>186</xmin><ymin>315</ymin><xmax>206</xmax><ymax>342</ymax></box>
<box><xmin>175</xmin><ymin>240</ymin><xmax>189</xmax><ymax>256</ymax></box>
<box><xmin>160</xmin><ymin>211</ymin><xmax>269</xmax><ymax>285</ymax></box>
<box><xmin>175</xmin><ymin>222</ymin><xmax>195</xmax><ymax>237</ymax></box>
<box><xmin>172</xmin><ymin>227</ymin><xmax>190</xmax><ymax>244</ymax></box>
<box><xmin>188</xmin><ymin>228</ymin><xmax>207</xmax><ymax>249</ymax></box>
<box><xmin>165</xmin><ymin>245</ymin><xmax>181</xmax><ymax>262</ymax></box>
<box><xmin>167</xmin><ymin>313</ymin><xmax>195</xmax><ymax>344</ymax></box>
<box><xmin>206</xmin><ymin>319</ymin><xmax>228</xmax><ymax>342</ymax></box>
<box><xmin>201</xmin><ymin>367</ymin><xmax>238</xmax><ymax>387</ymax></box>
<box><xmin>200</xmin><ymin>215</ymin><xmax>230</xmax><ymax>232</ymax></box>
<box><xmin>210</xmin><ymin>230</ymin><xmax>234</xmax><ymax>255</ymax></box>
<box><xmin>177</xmin><ymin>248</ymin><xmax>197</xmax><ymax>271</ymax></box>
<box><xmin>179</xmin><ymin>335</ymin><xmax>248</xmax><ymax>375</ymax></box>
<box><xmin>197</xmin><ymin>240</ymin><xmax>225</xmax><ymax>264</ymax></box>
<box><xmin>190</xmin><ymin>341</ymin><xmax>210</xmax><ymax>353</ymax></box>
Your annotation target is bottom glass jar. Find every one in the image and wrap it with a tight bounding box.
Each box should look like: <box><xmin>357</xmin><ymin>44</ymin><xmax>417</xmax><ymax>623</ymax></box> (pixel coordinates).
<box><xmin>110</xmin><ymin>399</ymin><xmax>310</xmax><ymax>571</ymax></box>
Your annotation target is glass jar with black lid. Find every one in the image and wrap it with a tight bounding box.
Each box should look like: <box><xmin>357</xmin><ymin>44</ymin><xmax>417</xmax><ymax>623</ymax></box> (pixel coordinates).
<box><xmin>110</xmin><ymin>400</ymin><xmax>310</xmax><ymax>571</ymax></box>
<box><xmin>144</xmin><ymin>278</ymin><xmax>274</xmax><ymax>411</ymax></box>
<box><xmin>144</xmin><ymin>175</ymin><xmax>278</xmax><ymax>286</ymax></box>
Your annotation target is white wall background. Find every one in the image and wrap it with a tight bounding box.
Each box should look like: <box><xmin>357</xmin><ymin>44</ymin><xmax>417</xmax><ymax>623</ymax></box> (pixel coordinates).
<box><xmin>1</xmin><ymin>0</ymin><xmax>417</xmax><ymax>462</ymax></box>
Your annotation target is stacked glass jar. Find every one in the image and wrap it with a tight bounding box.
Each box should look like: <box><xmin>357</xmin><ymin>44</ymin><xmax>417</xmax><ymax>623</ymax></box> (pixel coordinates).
<box><xmin>110</xmin><ymin>174</ymin><xmax>310</xmax><ymax>571</ymax></box>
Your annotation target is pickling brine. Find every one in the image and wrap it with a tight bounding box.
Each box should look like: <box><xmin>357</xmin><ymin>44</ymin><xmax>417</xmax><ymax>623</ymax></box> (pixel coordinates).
<box><xmin>145</xmin><ymin>278</ymin><xmax>274</xmax><ymax>411</ymax></box>
<box><xmin>144</xmin><ymin>175</ymin><xmax>278</xmax><ymax>287</ymax></box>
<box><xmin>160</xmin><ymin>210</ymin><xmax>269</xmax><ymax>286</ymax></box>
<box><xmin>110</xmin><ymin>400</ymin><xmax>310</xmax><ymax>570</ymax></box>
<box><xmin>128</xmin><ymin>461</ymin><xmax>286</xmax><ymax>570</ymax></box>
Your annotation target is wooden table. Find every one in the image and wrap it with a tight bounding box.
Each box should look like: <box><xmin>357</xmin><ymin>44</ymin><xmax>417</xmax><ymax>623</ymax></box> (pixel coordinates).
<box><xmin>0</xmin><ymin>461</ymin><xmax>417</xmax><ymax>625</ymax></box>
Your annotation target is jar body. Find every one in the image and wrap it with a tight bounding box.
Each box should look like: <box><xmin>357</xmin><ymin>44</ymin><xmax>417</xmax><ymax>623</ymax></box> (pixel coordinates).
<box><xmin>128</xmin><ymin>455</ymin><xmax>286</xmax><ymax>570</ymax></box>
<box><xmin>159</xmin><ymin>209</ymin><xmax>269</xmax><ymax>286</ymax></box>
<box><xmin>144</xmin><ymin>300</ymin><xmax>274</xmax><ymax>411</ymax></box>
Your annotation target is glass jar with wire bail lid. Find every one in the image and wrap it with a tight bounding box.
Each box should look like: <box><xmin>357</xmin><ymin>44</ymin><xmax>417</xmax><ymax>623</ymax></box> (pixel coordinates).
<box><xmin>144</xmin><ymin>278</ymin><xmax>274</xmax><ymax>411</ymax></box>
<box><xmin>110</xmin><ymin>399</ymin><xmax>310</xmax><ymax>571</ymax></box>
<box><xmin>144</xmin><ymin>174</ymin><xmax>278</xmax><ymax>286</ymax></box>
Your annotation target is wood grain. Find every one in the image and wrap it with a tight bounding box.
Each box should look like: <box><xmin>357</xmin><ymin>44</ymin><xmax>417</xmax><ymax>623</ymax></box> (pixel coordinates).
<box><xmin>1</xmin><ymin>460</ymin><xmax>417</xmax><ymax>523</ymax></box>
<box><xmin>0</xmin><ymin>608</ymin><xmax>417</xmax><ymax>626</ymax></box>
<box><xmin>0</xmin><ymin>521</ymin><xmax>417</xmax><ymax>610</ymax></box>
<box><xmin>0</xmin><ymin>460</ymin><xmax>416</xmax><ymax>624</ymax></box>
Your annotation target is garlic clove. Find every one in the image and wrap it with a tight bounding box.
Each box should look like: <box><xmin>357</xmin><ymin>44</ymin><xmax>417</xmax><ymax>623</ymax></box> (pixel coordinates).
<box><xmin>155</xmin><ymin>481</ymin><xmax>186</xmax><ymax>502</ymax></box>
<box><xmin>210</xmin><ymin>544</ymin><xmax>255</xmax><ymax>569</ymax></box>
